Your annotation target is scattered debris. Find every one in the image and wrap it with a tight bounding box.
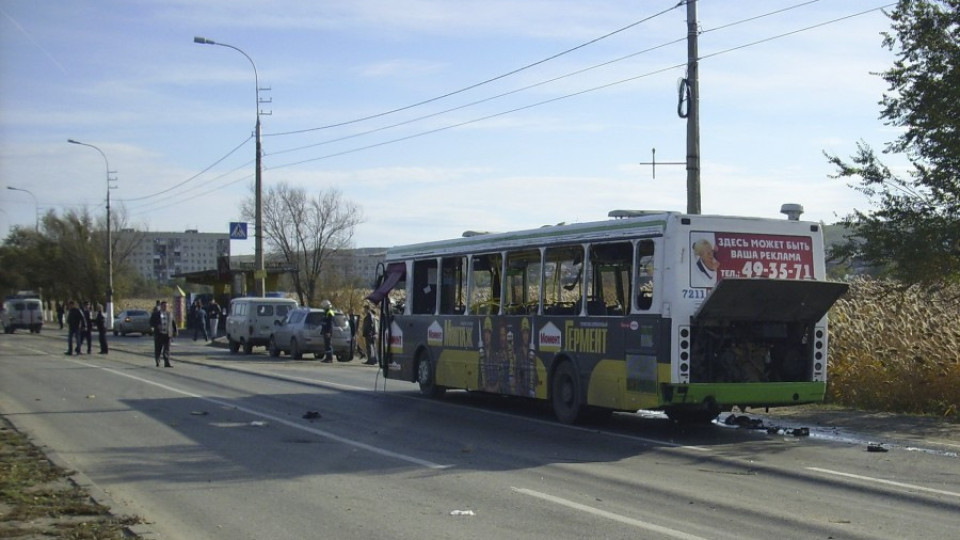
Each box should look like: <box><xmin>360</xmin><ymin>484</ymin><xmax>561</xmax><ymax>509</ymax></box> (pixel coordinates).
<box><xmin>249</xmin><ymin>421</ymin><xmax>267</xmax><ymax>427</ymax></box>
<box><xmin>190</xmin><ymin>411</ymin><xmax>209</xmax><ymax>416</ymax></box>
<box><xmin>302</xmin><ymin>411</ymin><xmax>321</xmax><ymax>420</ymax></box>
<box><xmin>724</xmin><ymin>414</ymin><xmax>810</xmax><ymax>437</ymax></box>
<box><xmin>86</xmin><ymin>394</ymin><xmax>96</xmax><ymax>399</ymax></box>
<box><xmin>449</xmin><ymin>510</ymin><xmax>476</xmax><ymax>516</ymax></box>
<box><xmin>867</xmin><ymin>443</ymin><xmax>888</xmax><ymax>453</ymax></box>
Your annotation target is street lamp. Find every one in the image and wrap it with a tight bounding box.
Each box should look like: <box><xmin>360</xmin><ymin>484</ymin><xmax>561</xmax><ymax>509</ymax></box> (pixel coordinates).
<box><xmin>6</xmin><ymin>186</ymin><xmax>39</xmax><ymax>231</ymax></box>
<box><xmin>194</xmin><ymin>36</ymin><xmax>266</xmax><ymax>297</ymax></box>
<box><xmin>67</xmin><ymin>139</ymin><xmax>116</xmax><ymax>328</ymax></box>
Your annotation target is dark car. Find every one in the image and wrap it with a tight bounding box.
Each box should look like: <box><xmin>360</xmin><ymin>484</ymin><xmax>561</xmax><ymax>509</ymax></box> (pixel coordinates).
<box><xmin>113</xmin><ymin>309</ymin><xmax>153</xmax><ymax>336</ymax></box>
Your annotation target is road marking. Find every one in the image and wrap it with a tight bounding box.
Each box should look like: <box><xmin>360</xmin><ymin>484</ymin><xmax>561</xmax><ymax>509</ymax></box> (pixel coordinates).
<box><xmin>210</xmin><ymin>362</ymin><xmax>710</xmax><ymax>452</ymax></box>
<box><xmin>68</xmin><ymin>358</ymin><xmax>450</xmax><ymax>470</ymax></box>
<box><xmin>807</xmin><ymin>467</ymin><xmax>960</xmax><ymax>498</ymax></box>
<box><xmin>512</xmin><ymin>487</ymin><xmax>709</xmax><ymax>540</ymax></box>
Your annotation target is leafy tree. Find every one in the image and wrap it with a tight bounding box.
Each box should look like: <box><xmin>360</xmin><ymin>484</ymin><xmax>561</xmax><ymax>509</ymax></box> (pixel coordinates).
<box><xmin>826</xmin><ymin>0</ymin><xmax>960</xmax><ymax>290</ymax></box>
<box><xmin>242</xmin><ymin>183</ymin><xmax>363</xmax><ymax>307</ymax></box>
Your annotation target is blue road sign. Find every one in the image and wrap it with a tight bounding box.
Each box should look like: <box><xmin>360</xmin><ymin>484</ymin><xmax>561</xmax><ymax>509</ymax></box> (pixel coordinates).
<box><xmin>229</xmin><ymin>222</ymin><xmax>248</xmax><ymax>240</ymax></box>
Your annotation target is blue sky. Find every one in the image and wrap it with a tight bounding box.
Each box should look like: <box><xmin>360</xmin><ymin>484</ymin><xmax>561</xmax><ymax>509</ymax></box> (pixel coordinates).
<box><xmin>1</xmin><ymin>0</ymin><xmax>902</xmax><ymax>255</ymax></box>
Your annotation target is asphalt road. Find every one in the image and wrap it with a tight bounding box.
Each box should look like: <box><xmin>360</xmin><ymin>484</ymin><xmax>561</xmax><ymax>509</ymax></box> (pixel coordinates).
<box><xmin>1</xmin><ymin>329</ymin><xmax>958</xmax><ymax>540</ymax></box>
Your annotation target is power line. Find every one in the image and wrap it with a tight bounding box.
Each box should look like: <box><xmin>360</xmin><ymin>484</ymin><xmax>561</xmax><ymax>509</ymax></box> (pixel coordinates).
<box><xmin>116</xmin><ymin>136</ymin><xmax>252</xmax><ymax>203</ymax></box>
<box><xmin>265</xmin><ymin>2</ymin><xmax>685</xmax><ymax>138</ymax></box>
<box><xmin>265</xmin><ymin>2</ymin><xmax>894</xmax><ymax>170</ymax></box>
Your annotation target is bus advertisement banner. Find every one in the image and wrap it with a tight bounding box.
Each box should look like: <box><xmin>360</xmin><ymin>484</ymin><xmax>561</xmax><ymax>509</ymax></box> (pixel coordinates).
<box><xmin>689</xmin><ymin>232</ymin><xmax>815</xmax><ymax>288</ymax></box>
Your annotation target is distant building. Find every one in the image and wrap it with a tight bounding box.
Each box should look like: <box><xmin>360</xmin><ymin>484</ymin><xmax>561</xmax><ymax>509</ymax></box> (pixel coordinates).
<box><xmin>119</xmin><ymin>227</ymin><xmax>386</xmax><ymax>287</ymax></box>
<box><xmin>120</xmin><ymin>229</ymin><xmax>230</xmax><ymax>283</ymax></box>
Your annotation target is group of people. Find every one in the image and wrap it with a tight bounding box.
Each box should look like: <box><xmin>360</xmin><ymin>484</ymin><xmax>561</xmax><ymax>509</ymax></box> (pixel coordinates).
<box><xmin>187</xmin><ymin>299</ymin><xmax>223</xmax><ymax>342</ymax></box>
<box><xmin>58</xmin><ymin>295</ymin><xmax>378</xmax><ymax>368</ymax></box>
<box><xmin>63</xmin><ymin>300</ymin><xmax>108</xmax><ymax>355</ymax></box>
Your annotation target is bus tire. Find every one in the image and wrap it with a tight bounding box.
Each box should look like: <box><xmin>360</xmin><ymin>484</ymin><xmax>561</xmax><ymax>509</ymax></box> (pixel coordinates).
<box><xmin>417</xmin><ymin>352</ymin><xmax>445</xmax><ymax>398</ymax></box>
<box><xmin>551</xmin><ymin>361</ymin><xmax>584</xmax><ymax>424</ymax></box>
<box><xmin>228</xmin><ymin>338</ymin><xmax>240</xmax><ymax>354</ymax></box>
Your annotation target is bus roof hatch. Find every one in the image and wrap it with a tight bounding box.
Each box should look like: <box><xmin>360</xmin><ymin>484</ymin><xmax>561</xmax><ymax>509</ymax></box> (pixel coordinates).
<box><xmin>693</xmin><ymin>279</ymin><xmax>849</xmax><ymax>325</ymax></box>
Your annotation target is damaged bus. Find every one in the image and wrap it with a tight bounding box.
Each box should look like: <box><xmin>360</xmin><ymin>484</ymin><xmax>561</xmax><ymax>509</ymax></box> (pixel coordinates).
<box><xmin>367</xmin><ymin>210</ymin><xmax>848</xmax><ymax>423</ymax></box>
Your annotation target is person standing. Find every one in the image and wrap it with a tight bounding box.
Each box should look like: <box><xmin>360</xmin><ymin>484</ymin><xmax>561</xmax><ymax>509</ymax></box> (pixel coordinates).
<box><xmin>56</xmin><ymin>302</ymin><xmax>65</xmax><ymax>329</ymax></box>
<box><xmin>205</xmin><ymin>299</ymin><xmax>222</xmax><ymax>339</ymax></box>
<box><xmin>79</xmin><ymin>301</ymin><xmax>93</xmax><ymax>354</ymax></box>
<box><xmin>64</xmin><ymin>300</ymin><xmax>84</xmax><ymax>355</ymax></box>
<box><xmin>150</xmin><ymin>301</ymin><xmax>177</xmax><ymax>367</ymax></box>
<box><xmin>190</xmin><ymin>300</ymin><xmax>208</xmax><ymax>341</ymax></box>
<box><xmin>320</xmin><ymin>300</ymin><xmax>335</xmax><ymax>363</ymax></box>
<box><xmin>94</xmin><ymin>303</ymin><xmax>109</xmax><ymax>354</ymax></box>
<box><xmin>362</xmin><ymin>305</ymin><xmax>378</xmax><ymax>365</ymax></box>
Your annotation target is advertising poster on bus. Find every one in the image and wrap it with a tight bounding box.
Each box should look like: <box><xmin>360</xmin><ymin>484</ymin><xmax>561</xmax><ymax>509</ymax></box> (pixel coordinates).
<box><xmin>689</xmin><ymin>231</ymin><xmax>815</xmax><ymax>288</ymax></box>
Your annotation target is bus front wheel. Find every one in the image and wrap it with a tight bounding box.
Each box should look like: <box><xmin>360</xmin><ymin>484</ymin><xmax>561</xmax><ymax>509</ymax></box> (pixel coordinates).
<box><xmin>551</xmin><ymin>361</ymin><xmax>583</xmax><ymax>424</ymax></box>
<box><xmin>417</xmin><ymin>353</ymin><xmax>445</xmax><ymax>398</ymax></box>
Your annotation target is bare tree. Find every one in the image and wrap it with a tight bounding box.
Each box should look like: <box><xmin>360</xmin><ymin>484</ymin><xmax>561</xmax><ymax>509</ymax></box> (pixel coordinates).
<box><xmin>243</xmin><ymin>183</ymin><xmax>363</xmax><ymax>306</ymax></box>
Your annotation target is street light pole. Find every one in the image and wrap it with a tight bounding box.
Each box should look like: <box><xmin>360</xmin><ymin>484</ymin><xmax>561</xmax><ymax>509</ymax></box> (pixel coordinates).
<box><xmin>6</xmin><ymin>186</ymin><xmax>39</xmax><ymax>231</ymax></box>
<box><xmin>67</xmin><ymin>139</ymin><xmax>116</xmax><ymax>328</ymax></box>
<box><xmin>194</xmin><ymin>36</ymin><xmax>266</xmax><ymax>297</ymax></box>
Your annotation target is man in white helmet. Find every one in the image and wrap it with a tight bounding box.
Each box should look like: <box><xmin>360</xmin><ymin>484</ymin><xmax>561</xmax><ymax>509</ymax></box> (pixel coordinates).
<box><xmin>320</xmin><ymin>300</ymin><xmax>335</xmax><ymax>363</ymax></box>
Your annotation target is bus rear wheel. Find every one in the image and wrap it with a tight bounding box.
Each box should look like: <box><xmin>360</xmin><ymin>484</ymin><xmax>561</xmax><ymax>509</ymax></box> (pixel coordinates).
<box><xmin>551</xmin><ymin>361</ymin><xmax>583</xmax><ymax>424</ymax></box>
<box><xmin>417</xmin><ymin>353</ymin><xmax>445</xmax><ymax>398</ymax></box>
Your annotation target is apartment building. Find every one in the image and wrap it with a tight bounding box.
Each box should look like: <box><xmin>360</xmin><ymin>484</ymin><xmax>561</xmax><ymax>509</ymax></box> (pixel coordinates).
<box><xmin>119</xmin><ymin>229</ymin><xmax>230</xmax><ymax>283</ymax></box>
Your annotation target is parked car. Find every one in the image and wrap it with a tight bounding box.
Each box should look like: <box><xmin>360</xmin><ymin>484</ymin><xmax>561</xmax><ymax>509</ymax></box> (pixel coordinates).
<box><xmin>268</xmin><ymin>307</ymin><xmax>354</xmax><ymax>361</ymax></box>
<box><xmin>113</xmin><ymin>309</ymin><xmax>153</xmax><ymax>336</ymax></box>
<box><xmin>226</xmin><ymin>297</ymin><xmax>298</xmax><ymax>354</ymax></box>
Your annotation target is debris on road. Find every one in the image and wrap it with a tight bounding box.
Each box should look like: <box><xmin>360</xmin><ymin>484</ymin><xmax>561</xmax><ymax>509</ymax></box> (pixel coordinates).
<box><xmin>302</xmin><ymin>411</ymin><xmax>321</xmax><ymax>420</ymax></box>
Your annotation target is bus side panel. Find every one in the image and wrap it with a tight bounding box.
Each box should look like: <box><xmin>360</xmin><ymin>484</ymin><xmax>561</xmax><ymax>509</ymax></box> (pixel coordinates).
<box><xmin>586</xmin><ymin>315</ymin><xmax>668</xmax><ymax>411</ymax></box>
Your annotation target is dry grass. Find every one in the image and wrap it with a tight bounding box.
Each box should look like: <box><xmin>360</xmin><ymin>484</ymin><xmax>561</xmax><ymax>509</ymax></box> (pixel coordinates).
<box><xmin>0</xmin><ymin>417</ymin><xmax>141</xmax><ymax>539</ymax></box>
<box><xmin>828</xmin><ymin>277</ymin><xmax>960</xmax><ymax>419</ymax></box>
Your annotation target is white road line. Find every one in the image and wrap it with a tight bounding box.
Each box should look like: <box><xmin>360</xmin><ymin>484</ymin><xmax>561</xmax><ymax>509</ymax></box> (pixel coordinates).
<box><xmin>68</xmin><ymin>358</ymin><xmax>450</xmax><ymax>470</ymax></box>
<box><xmin>209</xmin><ymin>362</ymin><xmax>711</xmax><ymax>452</ymax></box>
<box><xmin>807</xmin><ymin>467</ymin><xmax>960</xmax><ymax>498</ymax></box>
<box><xmin>512</xmin><ymin>487</ymin><xmax>709</xmax><ymax>540</ymax></box>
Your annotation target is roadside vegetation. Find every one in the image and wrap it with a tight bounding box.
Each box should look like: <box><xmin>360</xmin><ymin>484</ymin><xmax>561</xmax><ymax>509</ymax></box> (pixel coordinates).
<box><xmin>828</xmin><ymin>278</ymin><xmax>960</xmax><ymax>419</ymax></box>
<box><xmin>0</xmin><ymin>417</ymin><xmax>141</xmax><ymax>539</ymax></box>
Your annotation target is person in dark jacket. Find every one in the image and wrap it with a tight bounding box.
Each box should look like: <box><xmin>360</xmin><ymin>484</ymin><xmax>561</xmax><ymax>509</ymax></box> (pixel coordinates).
<box><xmin>94</xmin><ymin>303</ymin><xmax>108</xmax><ymax>354</ymax></box>
<box><xmin>65</xmin><ymin>300</ymin><xmax>84</xmax><ymax>355</ymax></box>
<box><xmin>190</xmin><ymin>299</ymin><xmax>208</xmax><ymax>341</ymax></box>
<box><xmin>362</xmin><ymin>305</ymin><xmax>378</xmax><ymax>365</ymax></box>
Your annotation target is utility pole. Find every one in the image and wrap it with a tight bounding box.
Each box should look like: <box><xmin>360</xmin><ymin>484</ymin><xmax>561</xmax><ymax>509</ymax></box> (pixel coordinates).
<box><xmin>686</xmin><ymin>0</ymin><xmax>701</xmax><ymax>215</ymax></box>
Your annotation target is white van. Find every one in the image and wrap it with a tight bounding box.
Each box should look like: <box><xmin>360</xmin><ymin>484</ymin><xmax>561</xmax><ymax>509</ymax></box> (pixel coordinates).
<box><xmin>226</xmin><ymin>297</ymin><xmax>298</xmax><ymax>354</ymax></box>
<box><xmin>2</xmin><ymin>295</ymin><xmax>44</xmax><ymax>334</ymax></box>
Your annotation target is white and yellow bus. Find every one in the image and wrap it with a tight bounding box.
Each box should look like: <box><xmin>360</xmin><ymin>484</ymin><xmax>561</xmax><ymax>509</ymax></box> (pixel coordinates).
<box><xmin>368</xmin><ymin>210</ymin><xmax>848</xmax><ymax>423</ymax></box>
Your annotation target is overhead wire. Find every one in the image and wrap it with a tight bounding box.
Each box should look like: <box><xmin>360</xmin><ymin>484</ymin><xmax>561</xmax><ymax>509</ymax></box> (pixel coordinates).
<box><xmin>266</xmin><ymin>2</ymin><xmax>894</xmax><ymax>170</ymax></box>
<box><xmin>118</xmin><ymin>1</ymin><xmax>893</xmax><ymax>209</ymax></box>
<box><xmin>265</xmin><ymin>1</ymin><xmax>686</xmax><ymax>138</ymax></box>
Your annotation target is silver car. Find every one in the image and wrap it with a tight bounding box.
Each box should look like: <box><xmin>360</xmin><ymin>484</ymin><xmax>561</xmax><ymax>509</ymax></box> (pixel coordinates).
<box><xmin>113</xmin><ymin>309</ymin><xmax>153</xmax><ymax>336</ymax></box>
<box><xmin>268</xmin><ymin>307</ymin><xmax>354</xmax><ymax>360</ymax></box>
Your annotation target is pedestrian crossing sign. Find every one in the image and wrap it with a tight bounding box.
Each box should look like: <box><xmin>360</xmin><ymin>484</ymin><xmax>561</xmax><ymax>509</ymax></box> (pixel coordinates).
<box><xmin>229</xmin><ymin>222</ymin><xmax>248</xmax><ymax>240</ymax></box>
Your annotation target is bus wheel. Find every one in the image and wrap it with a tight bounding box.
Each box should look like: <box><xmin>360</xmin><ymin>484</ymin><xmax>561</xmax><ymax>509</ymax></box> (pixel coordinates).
<box><xmin>551</xmin><ymin>361</ymin><xmax>583</xmax><ymax>424</ymax></box>
<box><xmin>228</xmin><ymin>338</ymin><xmax>240</xmax><ymax>353</ymax></box>
<box><xmin>268</xmin><ymin>337</ymin><xmax>281</xmax><ymax>357</ymax></box>
<box><xmin>242</xmin><ymin>339</ymin><xmax>253</xmax><ymax>354</ymax></box>
<box><xmin>417</xmin><ymin>353</ymin><xmax>445</xmax><ymax>398</ymax></box>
